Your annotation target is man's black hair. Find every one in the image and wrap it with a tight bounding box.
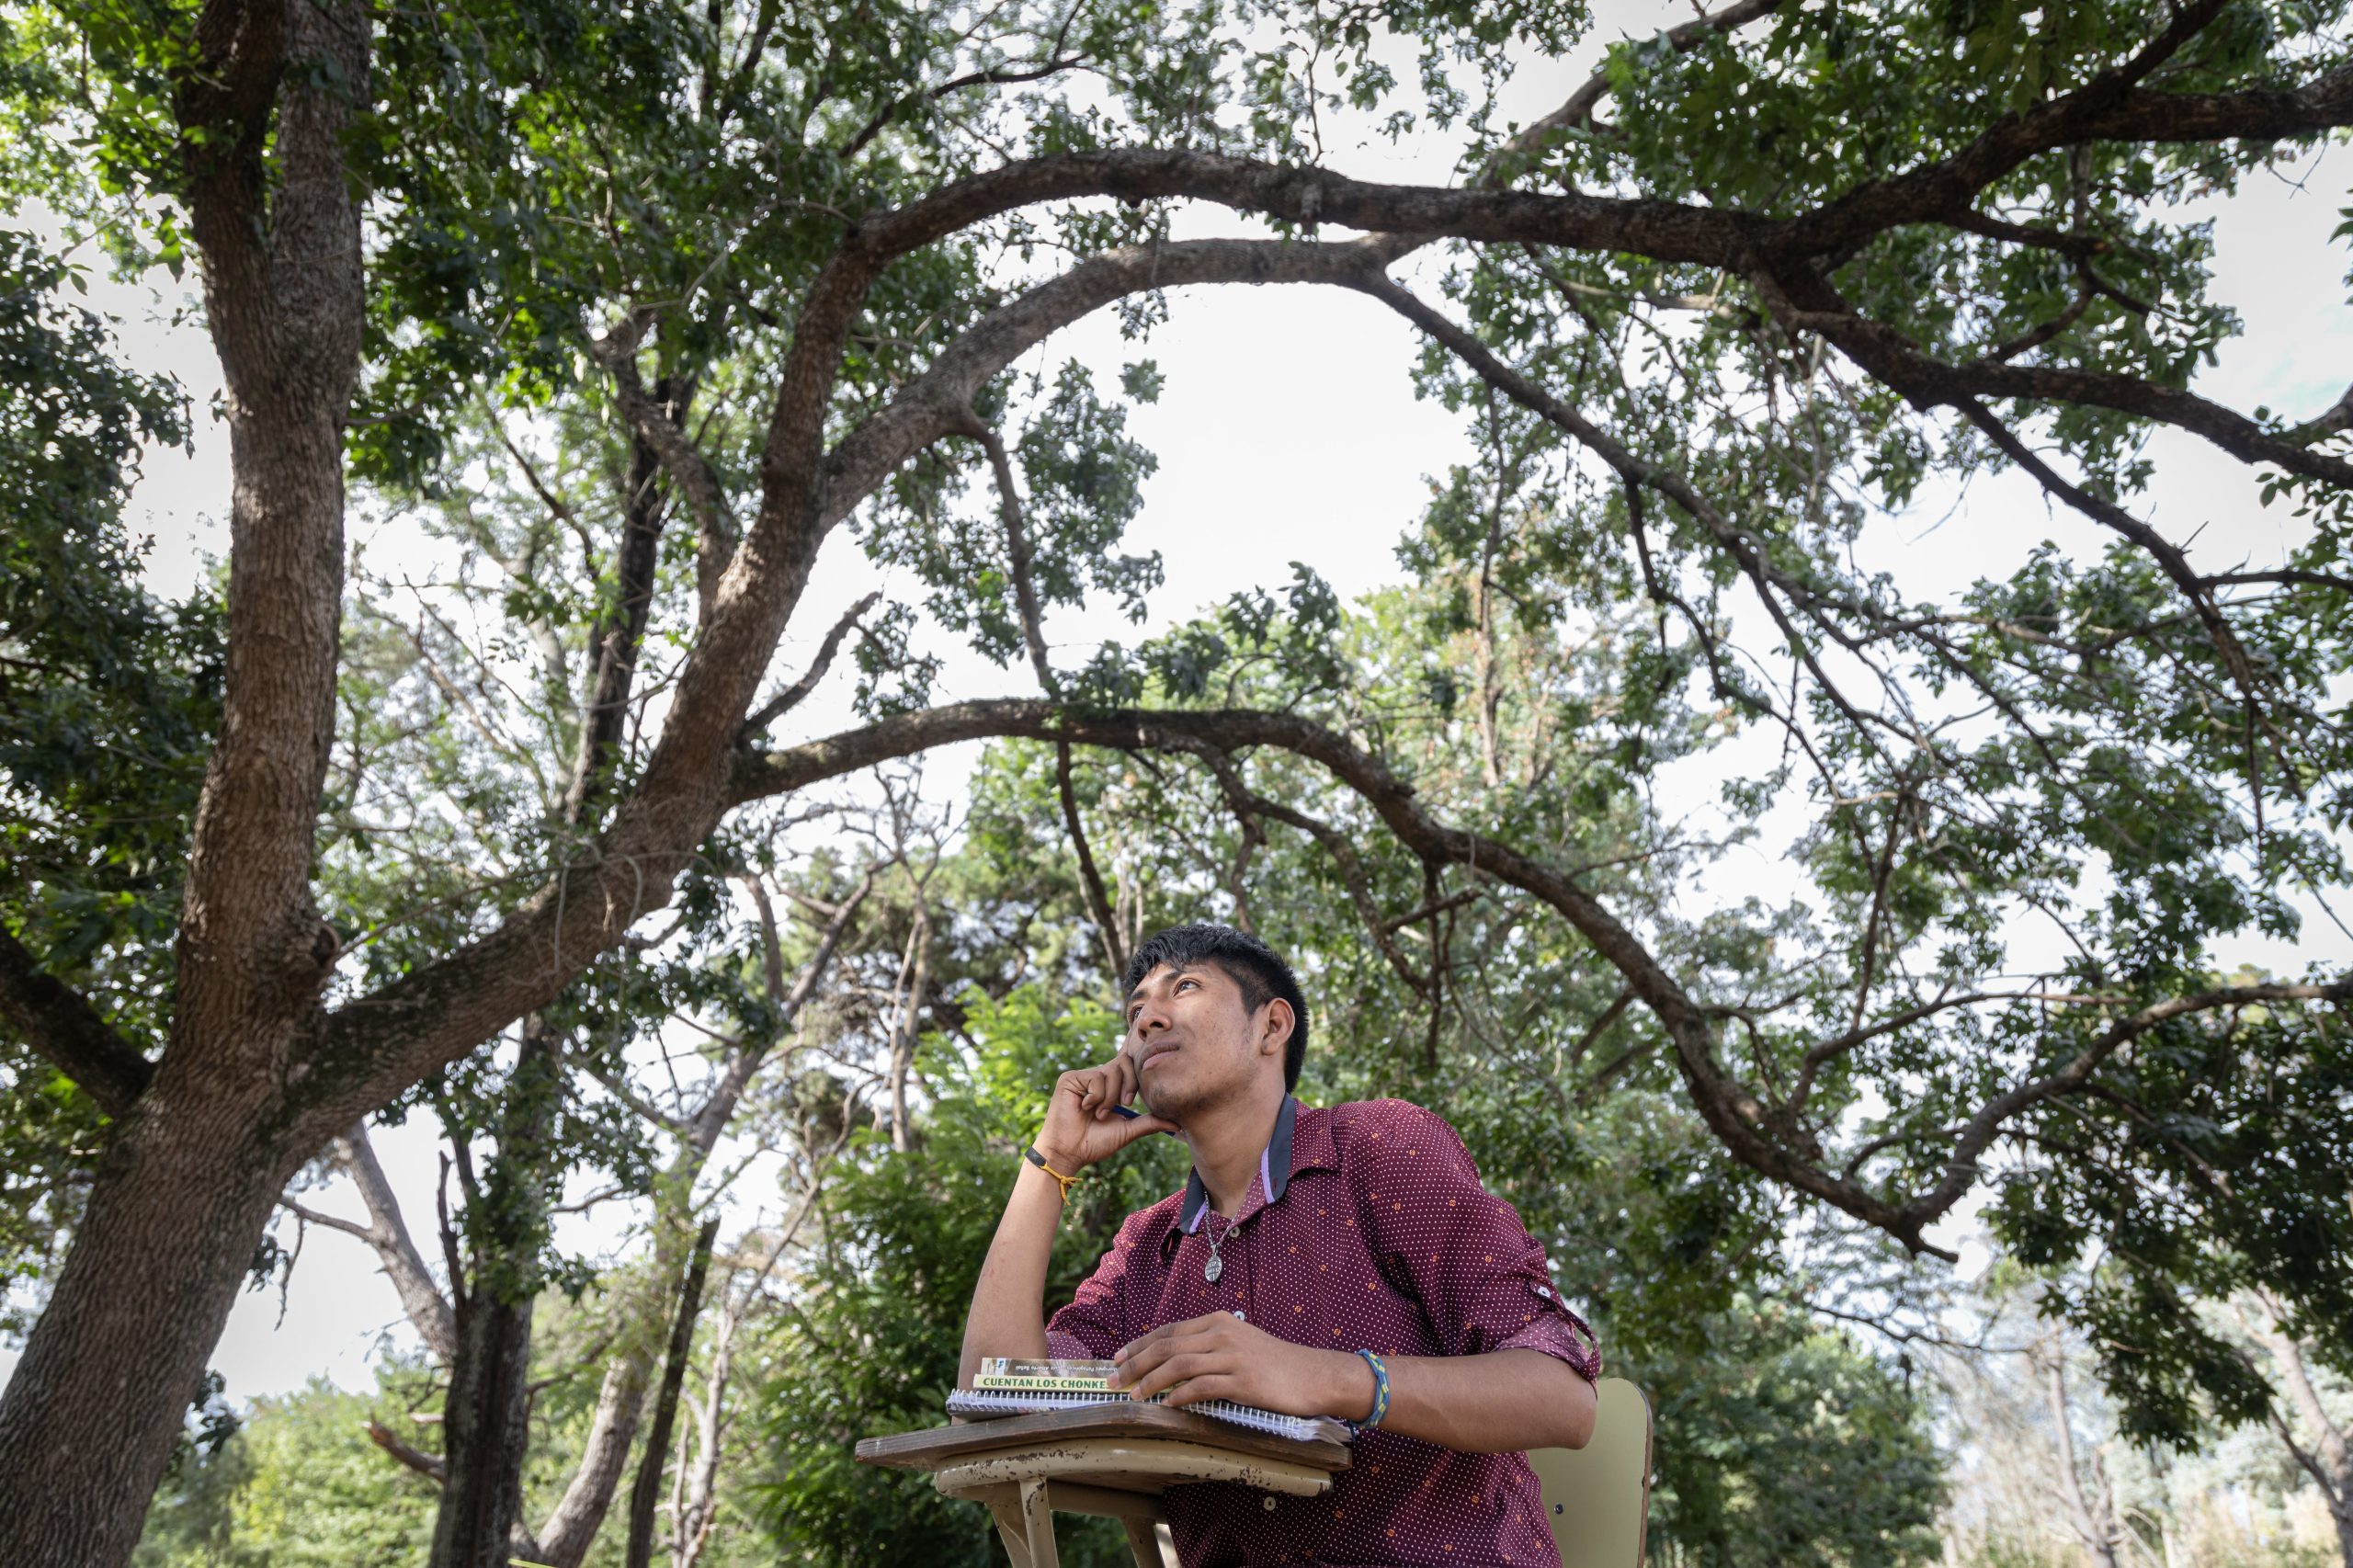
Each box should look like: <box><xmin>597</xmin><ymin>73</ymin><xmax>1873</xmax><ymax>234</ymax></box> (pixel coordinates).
<box><xmin>1123</xmin><ymin>924</ymin><xmax>1310</xmax><ymax>1091</ymax></box>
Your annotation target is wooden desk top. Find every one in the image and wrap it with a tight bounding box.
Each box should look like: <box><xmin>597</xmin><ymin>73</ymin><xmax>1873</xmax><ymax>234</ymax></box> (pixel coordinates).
<box><xmin>855</xmin><ymin>1403</ymin><xmax>1353</xmax><ymax>1476</ymax></box>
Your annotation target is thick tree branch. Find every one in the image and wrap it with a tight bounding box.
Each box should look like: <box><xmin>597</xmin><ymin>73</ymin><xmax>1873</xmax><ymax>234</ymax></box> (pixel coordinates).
<box><xmin>293</xmin><ymin>63</ymin><xmax>2353</xmax><ymax>1213</ymax></box>
<box><xmin>845</xmin><ymin>148</ymin><xmax>1766</xmax><ymax>275</ymax></box>
<box><xmin>587</xmin><ymin>336</ymin><xmax>737</xmax><ymax>624</ymax></box>
<box><xmin>334</xmin><ymin>1121</ymin><xmax>459</xmax><ymax>1361</ymax></box>
<box><xmin>0</xmin><ymin>926</ymin><xmax>153</xmax><ymax>1116</ymax></box>
<box><xmin>820</xmin><ymin>235</ymin><xmax>1392</xmax><ymax>522</ymax></box>
<box><xmin>729</xmin><ymin>699</ymin><xmax>2353</xmax><ymax>1254</ymax></box>
<box><xmin>2206</xmin><ymin>568</ymin><xmax>2353</xmax><ymax>595</ymax></box>
<box><xmin>1902</xmin><ymin>979</ymin><xmax>2353</xmax><ymax>1232</ymax></box>
<box><xmin>1769</xmin><ymin>292</ymin><xmax>2353</xmax><ymax>493</ymax></box>
<box><xmin>170</xmin><ymin>0</ymin><xmax>371</xmax><ymax>1058</ymax></box>
<box><xmin>1776</xmin><ymin>1</ymin><xmax>2322</xmax><ymax>256</ymax></box>
<box><xmin>726</xmin><ymin>699</ymin><xmax>1934</xmax><ymax>1244</ymax></box>
<box><xmin>347</xmin><ymin>208</ymin><xmax>1415</xmax><ymax>1151</ymax></box>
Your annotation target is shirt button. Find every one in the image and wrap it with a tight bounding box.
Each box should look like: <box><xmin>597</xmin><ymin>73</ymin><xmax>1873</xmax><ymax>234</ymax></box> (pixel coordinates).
<box><xmin>1263</xmin><ymin>1495</ymin><xmax>1278</xmax><ymax>1511</ymax></box>
<box><xmin>1233</xmin><ymin>1310</ymin><xmax>1246</xmax><ymax>1322</ymax></box>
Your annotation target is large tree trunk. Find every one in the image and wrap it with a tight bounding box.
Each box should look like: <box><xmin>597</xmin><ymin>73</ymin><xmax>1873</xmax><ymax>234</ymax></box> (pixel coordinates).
<box><xmin>0</xmin><ymin>4</ymin><xmax>369</xmax><ymax>1561</ymax></box>
<box><xmin>0</xmin><ymin>1098</ymin><xmax>296</xmax><ymax>1565</ymax></box>
<box><xmin>433</xmin><ymin>1267</ymin><xmax>540</xmax><ymax>1568</ymax></box>
<box><xmin>431</xmin><ymin>1026</ymin><xmax>563</xmax><ymax>1568</ymax></box>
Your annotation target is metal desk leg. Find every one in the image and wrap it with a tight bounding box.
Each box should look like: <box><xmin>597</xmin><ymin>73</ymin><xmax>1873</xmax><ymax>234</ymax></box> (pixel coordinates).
<box><xmin>1121</xmin><ymin>1517</ymin><xmax>1167</xmax><ymax>1567</ymax></box>
<box><xmin>1017</xmin><ymin>1476</ymin><xmax>1062</xmax><ymax>1568</ymax></box>
<box><xmin>985</xmin><ymin>1500</ymin><xmax>1033</xmax><ymax>1568</ymax></box>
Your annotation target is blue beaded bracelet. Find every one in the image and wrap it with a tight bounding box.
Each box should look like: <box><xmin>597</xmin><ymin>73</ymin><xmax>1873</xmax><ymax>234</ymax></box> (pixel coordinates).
<box><xmin>1353</xmin><ymin>1348</ymin><xmax>1391</xmax><ymax>1429</ymax></box>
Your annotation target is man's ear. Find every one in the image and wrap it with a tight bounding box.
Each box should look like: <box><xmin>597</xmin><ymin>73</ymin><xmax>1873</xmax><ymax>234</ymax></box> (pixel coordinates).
<box><xmin>1258</xmin><ymin>998</ymin><xmax>1295</xmax><ymax>1056</ymax></box>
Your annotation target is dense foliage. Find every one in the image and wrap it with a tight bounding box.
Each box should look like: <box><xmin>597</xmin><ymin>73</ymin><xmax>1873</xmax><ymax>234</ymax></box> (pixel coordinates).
<box><xmin>0</xmin><ymin>226</ymin><xmax>208</xmax><ymax>1313</ymax></box>
<box><xmin>1</xmin><ymin>0</ymin><xmax>2350</xmax><ymax>1562</ymax></box>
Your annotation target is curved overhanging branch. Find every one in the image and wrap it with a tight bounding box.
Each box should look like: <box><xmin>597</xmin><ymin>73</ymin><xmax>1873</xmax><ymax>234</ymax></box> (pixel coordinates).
<box><xmin>721</xmin><ymin>699</ymin><xmax>2353</xmax><ymax>1259</ymax></box>
<box><xmin>1899</xmin><ymin>975</ymin><xmax>2353</xmax><ymax>1233</ymax></box>
<box><xmin>817</xmin><ymin>235</ymin><xmax>1392</xmax><ymax>527</ymax></box>
<box><xmin>1771</xmin><ymin>1</ymin><xmax>2336</xmax><ymax>257</ymax></box>
<box><xmin>843</xmin><ymin>148</ymin><xmax>1765</xmax><ymax>273</ymax></box>
<box><xmin>1759</xmin><ymin>288</ymin><xmax>2353</xmax><ymax>494</ymax></box>
<box><xmin>296</xmin><ymin>42</ymin><xmax>2353</xmax><ymax>1194</ymax></box>
<box><xmin>296</xmin><ymin>239</ymin><xmax>1397</xmax><ymax>1144</ymax></box>
<box><xmin>724</xmin><ymin>699</ymin><xmax>1934</xmax><ymax>1249</ymax></box>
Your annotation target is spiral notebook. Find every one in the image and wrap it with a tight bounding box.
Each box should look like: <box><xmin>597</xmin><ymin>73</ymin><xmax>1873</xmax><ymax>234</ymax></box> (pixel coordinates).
<box><xmin>951</xmin><ymin>1358</ymin><xmax>1354</xmax><ymax>1446</ymax></box>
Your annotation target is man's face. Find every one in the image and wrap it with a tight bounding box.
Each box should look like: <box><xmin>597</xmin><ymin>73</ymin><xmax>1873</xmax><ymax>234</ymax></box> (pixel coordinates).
<box><xmin>1121</xmin><ymin>960</ymin><xmax>1280</xmax><ymax>1123</ymax></box>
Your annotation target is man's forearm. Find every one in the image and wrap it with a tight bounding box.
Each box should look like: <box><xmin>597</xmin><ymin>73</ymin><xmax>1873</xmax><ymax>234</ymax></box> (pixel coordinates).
<box><xmin>955</xmin><ymin>1159</ymin><xmax>1068</xmax><ymax>1386</ymax></box>
<box><xmin>1367</xmin><ymin>1348</ymin><xmax>1597</xmax><ymax>1453</ymax></box>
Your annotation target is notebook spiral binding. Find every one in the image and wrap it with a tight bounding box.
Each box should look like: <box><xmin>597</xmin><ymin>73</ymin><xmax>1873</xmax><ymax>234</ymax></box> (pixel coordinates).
<box><xmin>945</xmin><ymin>1386</ymin><xmax>1350</xmax><ymax>1446</ymax></box>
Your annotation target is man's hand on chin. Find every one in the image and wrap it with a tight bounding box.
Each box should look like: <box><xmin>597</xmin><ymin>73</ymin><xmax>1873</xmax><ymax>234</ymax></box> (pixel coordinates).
<box><xmin>1108</xmin><ymin>1312</ymin><xmax>1369</xmax><ymax>1422</ymax></box>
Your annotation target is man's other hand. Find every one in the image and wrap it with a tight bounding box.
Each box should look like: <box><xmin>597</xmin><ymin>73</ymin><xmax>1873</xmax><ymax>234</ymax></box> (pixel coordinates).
<box><xmin>1108</xmin><ymin>1312</ymin><xmax>1369</xmax><ymax>1421</ymax></box>
<box><xmin>1034</xmin><ymin>1052</ymin><xmax>1177</xmax><ymax>1172</ymax></box>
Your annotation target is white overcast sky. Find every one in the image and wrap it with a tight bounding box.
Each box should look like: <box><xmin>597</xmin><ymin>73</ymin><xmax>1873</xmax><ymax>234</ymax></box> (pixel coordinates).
<box><xmin>10</xmin><ymin>2</ymin><xmax>2352</xmax><ymax>1403</ymax></box>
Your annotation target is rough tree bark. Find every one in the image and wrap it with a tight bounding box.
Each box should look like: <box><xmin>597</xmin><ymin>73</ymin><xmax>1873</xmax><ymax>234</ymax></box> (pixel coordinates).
<box><xmin>331</xmin><ymin>871</ymin><xmax>869</xmax><ymax>1565</ymax></box>
<box><xmin>0</xmin><ymin>3</ymin><xmax>369</xmax><ymax>1563</ymax></box>
<box><xmin>430</xmin><ymin>1027</ymin><xmax>562</xmax><ymax>1568</ymax></box>
<box><xmin>6</xmin><ymin>7</ymin><xmax>2353</xmax><ymax>1560</ymax></box>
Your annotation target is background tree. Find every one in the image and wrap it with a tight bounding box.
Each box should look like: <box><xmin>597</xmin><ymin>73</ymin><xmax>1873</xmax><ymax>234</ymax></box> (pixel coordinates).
<box><xmin>2</xmin><ymin>2</ymin><xmax>2351</xmax><ymax>1563</ymax></box>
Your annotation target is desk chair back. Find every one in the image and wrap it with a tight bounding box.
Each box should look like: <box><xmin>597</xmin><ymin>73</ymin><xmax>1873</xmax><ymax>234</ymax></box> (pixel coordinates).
<box><xmin>1525</xmin><ymin>1378</ymin><xmax>1652</xmax><ymax>1568</ymax></box>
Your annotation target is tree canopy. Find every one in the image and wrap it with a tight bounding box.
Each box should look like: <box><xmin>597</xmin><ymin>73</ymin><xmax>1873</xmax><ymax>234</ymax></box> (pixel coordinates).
<box><xmin>1</xmin><ymin>0</ymin><xmax>2351</xmax><ymax>1563</ymax></box>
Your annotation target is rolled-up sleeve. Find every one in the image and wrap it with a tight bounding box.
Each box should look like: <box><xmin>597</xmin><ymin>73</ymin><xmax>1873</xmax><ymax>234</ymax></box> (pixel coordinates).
<box><xmin>1354</xmin><ymin>1100</ymin><xmax>1601</xmax><ymax>1382</ymax></box>
<box><xmin>1043</xmin><ymin>1210</ymin><xmax>1148</xmax><ymax>1358</ymax></box>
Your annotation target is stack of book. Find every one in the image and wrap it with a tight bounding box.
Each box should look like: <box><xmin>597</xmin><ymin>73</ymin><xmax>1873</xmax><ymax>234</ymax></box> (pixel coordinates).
<box><xmin>948</xmin><ymin>1358</ymin><xmax>1355</xmax><ymax>1445</ymax></box>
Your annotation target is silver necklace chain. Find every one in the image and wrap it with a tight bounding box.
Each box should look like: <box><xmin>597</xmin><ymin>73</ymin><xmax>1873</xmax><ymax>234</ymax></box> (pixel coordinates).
<box><xmin>1200</xmin><ymin>1207</ymin><xmax>1236</xmax><ymax>1283</ymax></box>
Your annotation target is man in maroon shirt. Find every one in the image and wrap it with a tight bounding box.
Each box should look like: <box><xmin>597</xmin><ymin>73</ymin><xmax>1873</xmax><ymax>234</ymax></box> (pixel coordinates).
<box><xmin>960</xmin><ymin>924</ymin><xmax>1600</xmax><ymax>1567</ymax></box>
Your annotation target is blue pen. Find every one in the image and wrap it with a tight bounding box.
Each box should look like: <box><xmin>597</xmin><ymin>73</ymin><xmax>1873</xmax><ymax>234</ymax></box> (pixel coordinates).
<box><xmin>1109</xmin><ymin>1102</ymin><xmax>1142</xmax><ymax>1119</ymax></box>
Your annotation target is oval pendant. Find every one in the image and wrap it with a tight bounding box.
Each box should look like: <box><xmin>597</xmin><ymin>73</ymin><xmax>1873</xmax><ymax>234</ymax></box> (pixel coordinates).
<box><xmin>1204</xmin><ymin>1254</ymin><xmax>1223</xmax><ymax>1284</ymax></box>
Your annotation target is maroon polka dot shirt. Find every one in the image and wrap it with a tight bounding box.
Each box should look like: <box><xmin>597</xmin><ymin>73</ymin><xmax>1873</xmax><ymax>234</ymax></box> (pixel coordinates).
<box><xmin>1046</xmin><ymin>1096</ymin><xmax>1600</xmax><ymax>1567</ymax></box>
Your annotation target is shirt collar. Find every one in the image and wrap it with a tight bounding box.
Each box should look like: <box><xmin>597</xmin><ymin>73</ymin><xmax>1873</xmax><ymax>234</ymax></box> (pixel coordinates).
<box><xmin>1176</xmin><ymin>1093</ymin><xmax>1316</xmax><ymax>1233</ymax></box>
